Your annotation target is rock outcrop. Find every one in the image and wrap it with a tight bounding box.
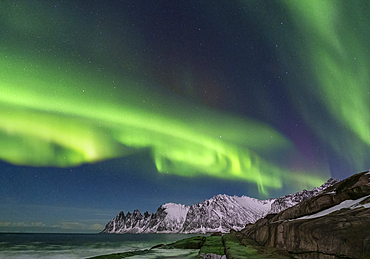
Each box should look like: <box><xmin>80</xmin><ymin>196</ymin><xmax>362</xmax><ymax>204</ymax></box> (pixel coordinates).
<box><xmin>237</xmin><ymin>171</ymin><xmax>370</xmax><ymax>259</ymax></box>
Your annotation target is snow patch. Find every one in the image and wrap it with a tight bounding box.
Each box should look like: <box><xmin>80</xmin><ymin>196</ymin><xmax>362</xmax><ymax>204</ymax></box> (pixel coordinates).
<box><xmin>295</xmin><ymin>195</ymin><xmax>370</xmax><ymax>221</ymax></box>
<box><xmin>363</xmin><ymin>203</ymin><xmax>370</xmax><ymax>209</ymax></box>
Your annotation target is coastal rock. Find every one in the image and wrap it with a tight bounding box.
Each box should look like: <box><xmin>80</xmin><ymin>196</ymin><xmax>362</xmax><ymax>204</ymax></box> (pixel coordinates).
<box><xmin>223</xmin><ymin>233</ymin><xmax>293</xmax><ymax>258</ymax></box>
<box><xmin>198</xmin><ymin>236</ymin><xmax>226</xmax><ymax>257</ymax></box>
<box><xmin>164</xmin><ymin>236</ymin><xmax>206</xmax><ymax>250</ymax></box>
<box><xmin>199</xmin><ymin>253</ymin><xmax>226</xmax><ymax>259</ymax></box>
<box><xmin>239</xmin><ymin>171</ymin><xmax>370</xmax><ymax>259</ymax></box>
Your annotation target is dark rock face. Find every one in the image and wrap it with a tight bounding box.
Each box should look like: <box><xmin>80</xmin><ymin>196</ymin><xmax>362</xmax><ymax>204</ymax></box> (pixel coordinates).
<box><xmin>239</xmin><ymin>171</ymin><xmax>370</xmax><ymax>259</ymax></box>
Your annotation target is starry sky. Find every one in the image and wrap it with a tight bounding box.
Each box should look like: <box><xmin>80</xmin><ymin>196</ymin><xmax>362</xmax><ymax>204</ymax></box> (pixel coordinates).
<box><xmin>1</xmin><ymin>0</ymin><xmax>370</xmax><ymax>233</ymax></box>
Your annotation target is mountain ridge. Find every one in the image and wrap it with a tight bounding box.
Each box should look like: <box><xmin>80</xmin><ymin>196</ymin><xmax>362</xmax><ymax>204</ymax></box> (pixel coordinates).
<box><xmin>102</xmin><ymin>177</ymin><xmax>339</xmax><ymax>234</ymax></box>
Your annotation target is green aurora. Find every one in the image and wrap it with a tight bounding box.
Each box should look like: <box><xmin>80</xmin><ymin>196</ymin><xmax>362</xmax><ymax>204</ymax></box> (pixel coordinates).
<box><xmin>5</xmin><ymin>0</ymin><xmax>368</xmax><ymax>195</ymax></box>
<box><xmin>280</xmin><ymin>0</ymin><xmax>370</xmax><ymax>170</ymax></box>
<box><xmin>0</xmin><ymin>45</ymin><xmax>327</xmax><ymax>195</ymax></box>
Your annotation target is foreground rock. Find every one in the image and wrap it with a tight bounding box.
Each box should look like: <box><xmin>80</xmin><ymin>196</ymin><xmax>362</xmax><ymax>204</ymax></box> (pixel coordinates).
<box><xmin>86</xmin><ymin>236</ymin><xmax>206</xmax><ymax>259</ymax></box>
<box><xmin>224</xmin><ymin>232</ymin><xmax>293</xmax><ymax>259</ymax></box>
<box><xmin>160</xmin><ymin>236</ymin><xmax>226</xmax><ymax>258</ymax></box>
<box><xmin>237</xmin><ymin>170</ymin><xmax>370</xmax><ymax>259</ymax></box>
<box><xmin>87</xmin><ymin>234</ymin><xmax>293</xmax><ymax>259</ymax></box>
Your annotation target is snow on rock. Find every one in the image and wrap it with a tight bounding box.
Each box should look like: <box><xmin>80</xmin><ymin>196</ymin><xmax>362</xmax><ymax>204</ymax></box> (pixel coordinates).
<box><xmin>181</xmin><ymin>194</ymin><xmax>275</xmax><ymax>233</ymax></box>
<box><xmin>103</xmin><ymin>204</ymin><xmax>189</xmax><ymax>234</ymax></box>
<box><xmin>156</xmin><ymin>203</ymin><xmax>190</xmax><ymax>233</ymax></box>
<box><xmin>161</xmin><ymin>203</ymin><xmax>189</xmax><ymax>222</ymax></box>
<box><xmin>294</xmin><ymin>194</ymin><xmax>370</xmax><ymax>221</ymax></box>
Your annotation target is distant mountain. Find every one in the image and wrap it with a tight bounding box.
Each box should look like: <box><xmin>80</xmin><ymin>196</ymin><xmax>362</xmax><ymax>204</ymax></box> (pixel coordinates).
<box><xmin>180</xmin><ymin>194</ymin><xmax>273</xmax><ymax>233</ymax></box>
<box><xmin>237</xmin><ymin>171</ymin><xmax>370</xmax><ymax>259</ymax></box>
<box><xmin>268</xmin><ymin>177</ymin><xmax>339</xmax><ymax>214</ymax></box>
<box><xmin>102</xmin><ymin>178</ymin><xmax>338</xmax><ymax>234</ymax></box>
<box><xmin>103</xmin><ymin>203</ymin><xmax>189</xmax><ymax>233</ymax></box>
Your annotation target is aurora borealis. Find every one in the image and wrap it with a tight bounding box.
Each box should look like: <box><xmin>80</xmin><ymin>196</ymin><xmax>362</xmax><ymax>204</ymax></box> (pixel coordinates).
<box><xmin>1</xmin><ymin>0</ymin><xmax>369</xmax><ymax>232</ymax></box>
<box><xmin>0</xmin><ymin>28</ymin><xmax>316</xmax><ymax>194</ymax></box>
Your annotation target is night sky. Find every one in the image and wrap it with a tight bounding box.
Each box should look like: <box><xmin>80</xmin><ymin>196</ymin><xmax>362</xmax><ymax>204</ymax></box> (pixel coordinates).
<box><xmin>1</xmin><ymin>1</ymin><xmax>370</xmax><ymax>233</ymax></box>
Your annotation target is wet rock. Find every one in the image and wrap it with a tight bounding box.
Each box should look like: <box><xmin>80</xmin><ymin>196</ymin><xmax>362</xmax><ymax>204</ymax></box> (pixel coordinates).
<box><xmin>199</xmin><ymin>253</ymin><xmax>226</xmax><ymax>259</ymax></box>
<box><xmin>164</xmin><ymin>236</ymin><xmax>206</xmax><ymax>249</ymax></box>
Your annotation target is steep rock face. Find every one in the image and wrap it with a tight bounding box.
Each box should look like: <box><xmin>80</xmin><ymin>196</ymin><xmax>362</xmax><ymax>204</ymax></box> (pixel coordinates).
<box><xmin>239</xmin><ymin>171</ymin><xmax>370</xmax><ymax>259</ymax></box>
<box><xmin>156</xmin><ymin>203</ymin><xmax>190</xmax><ymax>232</ymax></box>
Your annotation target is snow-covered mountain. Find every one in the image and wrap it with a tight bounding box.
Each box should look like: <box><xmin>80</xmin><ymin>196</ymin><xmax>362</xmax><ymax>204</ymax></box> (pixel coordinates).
<box><xmin>103</xmin><ymin>203</ymin><xmax>189</xmax><ymax>233</ymax></box>
<box><xmin>181</xmin><ymin>194</ymin><xmax>273</xmax><ymax>233</ymax></box>
<box><xmin>102</xmin><ymin>178</ymin><xmax>339</xmax><ymax>234</ymax></box>
<box><xmin>268</xmin><ymin>177</ymin><xmax>339</xmax><ymax>214</ymax></box>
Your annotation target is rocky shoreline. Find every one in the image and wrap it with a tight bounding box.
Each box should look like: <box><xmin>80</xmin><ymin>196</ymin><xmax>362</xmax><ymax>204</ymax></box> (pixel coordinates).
<box><xmin>87</xmin><ymin>233</ymin><xmax>293</xmax><ymax>259</ymax></box>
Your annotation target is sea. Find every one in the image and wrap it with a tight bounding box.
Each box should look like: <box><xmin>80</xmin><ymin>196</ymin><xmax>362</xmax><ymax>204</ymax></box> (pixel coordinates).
<box><xmin>0</xmin><ymin>233</ymin><xmax>201</xmax><ymax>259</ymax></box>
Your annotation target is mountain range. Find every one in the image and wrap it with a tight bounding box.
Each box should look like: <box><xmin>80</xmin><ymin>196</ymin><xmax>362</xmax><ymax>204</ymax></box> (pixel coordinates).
<box><xmin>102</xmin><ymin>178</ymin><xmax>338</xmax><ymax>234</ymax></box>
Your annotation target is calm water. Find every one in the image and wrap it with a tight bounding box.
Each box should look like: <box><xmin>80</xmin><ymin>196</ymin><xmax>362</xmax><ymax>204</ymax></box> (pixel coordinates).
<box><xmin>0</xmin><ymin>233</ymin><xmax>200</xmax><ymax>259</ymax></box>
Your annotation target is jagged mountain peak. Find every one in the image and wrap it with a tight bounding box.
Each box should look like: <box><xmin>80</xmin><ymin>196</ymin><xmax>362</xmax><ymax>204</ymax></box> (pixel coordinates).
<box><xmin>103</xmin><ymin>177</ymin><xmax>338</xmax><ymax>234</ymax></box>
<box><xmin>268</xmin><ymin>177</ymin><xmax>340</xmax><ymax>214</ymax></box>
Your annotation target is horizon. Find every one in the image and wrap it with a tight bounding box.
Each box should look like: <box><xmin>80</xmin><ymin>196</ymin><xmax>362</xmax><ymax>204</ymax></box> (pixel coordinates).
<box><xmin>1</xmin><ymin>172</ymin><xmax>342</xmax><ymax>234</ymax></box>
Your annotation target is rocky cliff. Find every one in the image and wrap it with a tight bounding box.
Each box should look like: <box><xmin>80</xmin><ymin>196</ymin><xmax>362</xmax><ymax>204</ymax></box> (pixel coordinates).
<box><xmin>237</xmin><ymin>171</ymin><xmax>370</xmax><ymax>259</ymax></box>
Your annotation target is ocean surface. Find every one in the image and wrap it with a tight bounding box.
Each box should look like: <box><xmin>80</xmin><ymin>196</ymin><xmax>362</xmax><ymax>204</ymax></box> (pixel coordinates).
<box><xmin>0</xmin><ymin>233</ymin><xmax>201</xmax><ymax>259</ymax></box>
